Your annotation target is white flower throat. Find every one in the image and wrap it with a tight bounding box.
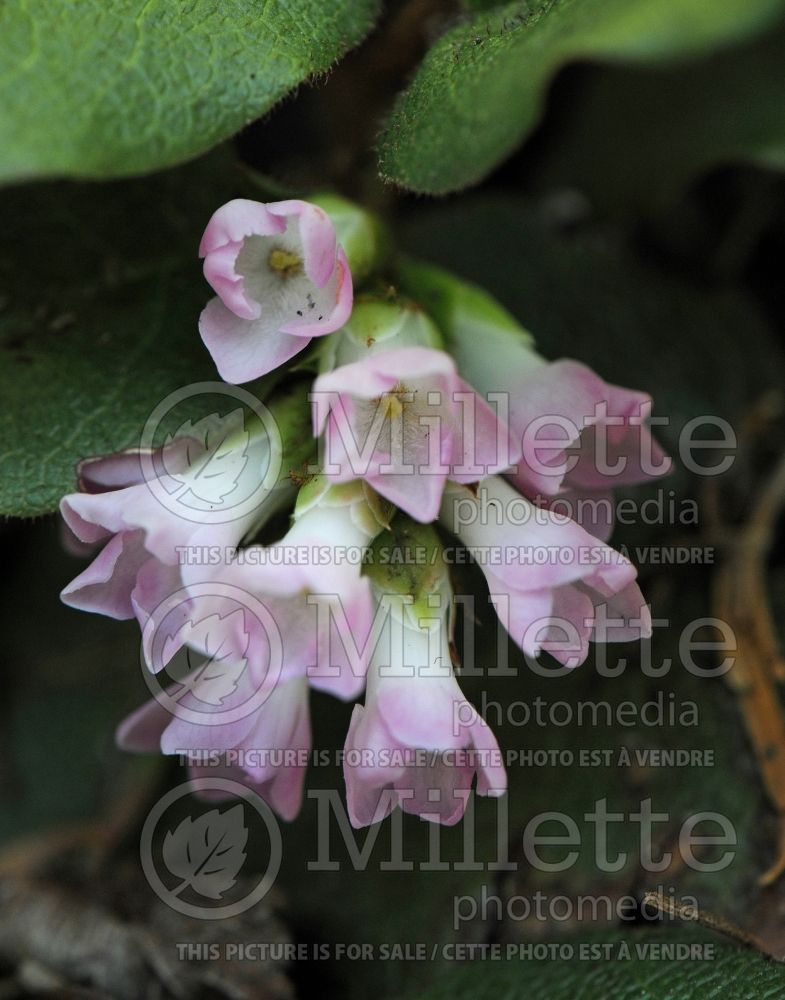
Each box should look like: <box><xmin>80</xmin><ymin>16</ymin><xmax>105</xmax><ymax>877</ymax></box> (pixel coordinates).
<box><xmin>267</xmin><ymin>247</ymin><xmax>303</xmax><ymax>279</ymax></box>
<box><xmin>236</xmin><ymin>227</ymin><xmax>330</xmax><ymax>323</ymax></box>
<box><xmin>348</xmin><ymin>381</ymin><xmax>447</xmax><ymax>473</ymax></box>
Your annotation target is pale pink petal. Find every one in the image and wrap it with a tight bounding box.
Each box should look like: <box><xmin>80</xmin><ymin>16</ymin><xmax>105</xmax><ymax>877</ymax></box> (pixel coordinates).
<box><xmin>268</xmin><ymin>200</ymin><xmax>337</xmax><ymax>286</ymax></box>
<box><xmin>76</xmin><ymin>451</ymin><xmax>147</xmax><ymax>493</ymax></box>
<box><xmin>364</xmin><ymin>468</ymin><xmax>446</xmax><ymax>524</ymax></box>
<box><xmin>116</xmin><ymin>696</ymin><xmax>170</xmax><ymax>752</ymax></box>
<box><xmin>203</xmin><ymin>241</ymin><xmax>262</xmax><ymax>321</ymax></box>
<box><xmin>567</xmin><ymin>381</ymin><xmax>671</xmax><ymax>489</ymax></box>
<box><xmin>543</xmin><ymin>487</ymin><xmax>616</xmax><ymax>541</ymax></box>
<box><xmin>509</xmin><ymin>361</ymin><xmax>671</xmax><ymax>497</ymax></box>
<box><xmin>278</xmin><ymin>248</ymin><xmax>353</xmax><ymax>337</ymax></box>
<box><xmin>502</xmin><ymin>585</ymin><xmax>555</xmax><ymax>658</ymax></box>
<box><xmin>448</xmin><ymin>376</ymin><xmax>521</xmax><ymax>482</ymax></box>
<box><xmin>75</xmin><ymin>438</ymin><xmax>196</xmax><ymax>494</ymax></box>
<box><xmin>199</xmin><ymin>199</ymin><xmax>285</xmax><ymax>256</ymax></box>
<box><xmin>398</xmin><ymin>760</ymin><xmax>474</xmax><ymax>826</ymax></box>
<box><xmin>309</xmin><ymin>577</ymin><xmax>373</xmax><ymax>700</ymax></box>
<box><xmin>375</xmin><ymin>673</ymin><xmax>465</xmax><ymax>752</ymax></box>
<box><xmin>588</xmin><ymin>579</ymin><xmax>652</xmax><ymax>642</ymax></box>
<box><xmin>60</xmin><ymin>530</ymin><xmax>148</xmax><ymax>619</ymax></box>
<box><xmin>509</xmin><ymin>360</ymin><xmax>601</xmax><ymax>496</ymax></box>
<box><xmin>199</xmin><ymin>296</ymin><xmax>310</xmax><ymax>384</ymax></box>
<box><xmin>537</xmin><ymin>585</ymin><xmax>595</xmax><ymax>667</ymax></box>
<box><xmin>314</xmin><ymin>347</ymin><xmax>456</xmax><ymax>399</ymax></box>
<box><xmin>469</xmin><ymin>718</ymin><xmax>507</xmax><ymax>797</ymax></box>
<box><xmin>344</xmin><ymin>706</ymin><xmax>399</xmax><ymax>827</ymax></box>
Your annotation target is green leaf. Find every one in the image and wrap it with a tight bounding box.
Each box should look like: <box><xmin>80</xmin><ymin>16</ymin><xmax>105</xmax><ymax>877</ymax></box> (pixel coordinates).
<box><xmin>400</xmin><ymin>930</ymin><xmax>785</xmax><ymax>999</ymax></box>
<box><xmin>0</xmin><ymin>154</ymin><xmax>241</xmax><ymax>517</ymax></box>
<box><xmin>0</xmin><ymin>0</ymin><xmax>380</xmax><ymax>183</ymax></box>
<box><xmin>397</xmin><ymin>194</ymin><xmax>785</xmax><ymax>445</ymax></box>
<box><xmin>377</xmin><ymin>0</ymin><xmax>785</xmax><ymax>193</ymax></box>
<box><xmin>529</xmin><ymin>20</ymin><xmax>785</xmax><ymax>214</ymax></box>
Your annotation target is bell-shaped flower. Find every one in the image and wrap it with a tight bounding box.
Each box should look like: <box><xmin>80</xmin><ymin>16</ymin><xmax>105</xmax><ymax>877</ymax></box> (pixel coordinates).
<box><xmin>117</xmin><ymin>674</ymin><xmax>310</xmax><ymax>822</ymax></box>
<box><xmin>440</xmin><ymin>477</ymin><xmax>651</xmax><ymax>667</ymax></box>
<box><xmin>199</xmin><ymin>199</ymin><xmax>353</xmax><ymax>383</ymax></box>
<box><xmin>60</xmin><ymin>384</ymin><xmax>312</xmax><ymax>630</ymax></box>
<box><xmin>344</xmin><ymin>521</ymin><xmax>506</xmax><ymax>826</ymax></box>
<box><xmin>149</xmin><ymin>478</ymin><xmax>391</xmax><ymax>701</ymax></box>
<box><xmin>312</xmin><ymin>336</ymin><xmax>519</xmax><ymax>523</ymax></box>
<box><xmin>400</xmin><ymin>260</ymin><xmax>670</xmax><ymax>539</ymax></box>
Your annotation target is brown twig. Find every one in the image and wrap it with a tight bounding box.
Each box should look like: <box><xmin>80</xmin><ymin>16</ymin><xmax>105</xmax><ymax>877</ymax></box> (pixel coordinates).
<box><xmin>643</xmin><ymin>888</ymin><xmax>777</xmax><ymax>956</ymax></box>
<box><xmin>713</xmin><ymin>447</ymin><xmax>785</xmax><ymax>884</ymax></box>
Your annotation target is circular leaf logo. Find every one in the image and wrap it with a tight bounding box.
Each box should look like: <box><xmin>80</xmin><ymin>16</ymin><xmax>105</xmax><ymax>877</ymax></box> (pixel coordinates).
<box><xmin>141</xmin><ymin>777</ymin><xmax>282</xmax><ymax>919</ymax></box>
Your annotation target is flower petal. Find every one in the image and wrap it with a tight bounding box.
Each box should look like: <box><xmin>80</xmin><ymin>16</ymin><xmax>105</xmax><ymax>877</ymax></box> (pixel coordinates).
<box><xmin>60</xmin><ymin>530</ymin><xmax>148</xmax><ymax>619</ymax></box>
<box><xmin>199</xmin><ymin>296</ymin><xmax>310</xmax><ymax>384</ymax></box>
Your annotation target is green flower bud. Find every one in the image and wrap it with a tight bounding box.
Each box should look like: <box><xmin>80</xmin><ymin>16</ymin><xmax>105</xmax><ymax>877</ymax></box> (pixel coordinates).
<box><xmin>311</xmin><ymin>193</ymin><xmax>389</xmax><ymax>284</ymax></box>
<box><xmin>397</xmin><ymin>257</ymin><xmax>540</xmax><ymax>394</ymax></box>
<box><xmin>318</xmin><ymin>298</ymin><xmax>443</xmax><ymax>372</ymax></box>
<box><xmin>364</xmin><ymin>514</ymin><xmax>450</xmax><ymax>626</ymax></box>
<box><xmin>264</xmin><ymin>378</ymin><xmax>319</xmax><ymax>488</ymax></box>
<box><xmin>294</xmin><ymin>473</ymin><xmax>394</xmax><ymax>542</ymax></box>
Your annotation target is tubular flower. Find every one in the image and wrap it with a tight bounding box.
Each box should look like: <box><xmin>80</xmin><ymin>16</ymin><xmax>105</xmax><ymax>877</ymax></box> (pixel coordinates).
<box><xmin>344</xmin><ymin>522</ymin><xmax>506</xmax><ymax>826</ymax></box>
<box><xmin>312</xmin><ymin>346</ymin><xmax>519</xmax><ymax>523</ymax></box>
<box><xmin>60</xmin><ymin>384</ymin><xmax>312</xmax><ymax>630</ymax></box>
<box><xmin>440</xmin><ymin>477</ymin><xmax>650</xmax><ymax>667</ymax></box>
<box><xmin>199</xmin><ymin>199</ymin><xmax>353</xmax><ymax>383</ymax></box>
<box><xmin>148</xmin><ymin>478</ymin><xmax>391</xmax><ymax>701</ymax></box>
<box><xmin>399</xmin><ymin>259</ymin><xmax>670</xmax><ymax>539</ymax></box>
<box><xmin>117</xmin><ymin>674</ymin><xmax>310</xmax><ymax>822</ymax></box>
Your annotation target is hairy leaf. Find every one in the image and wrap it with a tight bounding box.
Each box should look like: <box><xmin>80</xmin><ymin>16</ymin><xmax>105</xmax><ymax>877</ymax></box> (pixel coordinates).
<box><xmin>377</xmin><ymin>0</ymin><xmax>785</xmax><ymax>193</ymax></box>
<box><xmin>402</xmin><ymin>930</ymin><xmax>785</xmax><ymax>999</ymax></box>
<box><xmin>0</xmin><ymin>0</ymin><xmax>380</xmax><ymax>182</ymax></box>
<box><xmin>0</xmin><ymin>155</ymin><xmax>236</xmax><ymax>517</ymax></box>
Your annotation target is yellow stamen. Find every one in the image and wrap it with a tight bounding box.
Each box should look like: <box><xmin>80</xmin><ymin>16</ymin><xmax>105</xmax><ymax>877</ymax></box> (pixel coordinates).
<box><xmin>268</xmin><ymin>248</ymin><xmax>302</xmax><ymax>278</ymax></box>
<box><xmin>382</xmin><ymin>382</ymin><xmax>410</xmax><ymax>421</ymax></box>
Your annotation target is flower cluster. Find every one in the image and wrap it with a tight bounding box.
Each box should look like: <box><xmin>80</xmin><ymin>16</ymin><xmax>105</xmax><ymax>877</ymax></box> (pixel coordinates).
<box><xmin>61</xmin><ymin>196</ymin><xmax>668</xmax><ymax>827</ymax></box>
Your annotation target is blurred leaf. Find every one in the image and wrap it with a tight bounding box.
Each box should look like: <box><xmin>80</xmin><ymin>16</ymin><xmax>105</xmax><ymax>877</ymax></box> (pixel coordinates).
<box><xmin>397</xmin><ymin>195</ymin><xmax>785</xmax><ymax>446</ymax></box>
<box><xmin>461</xmin><ymin>0</ymin><xmax>505</xmax><ymax>10</ymax></box>
<box><xmin>0</xmin><ymin>154</ymin><xmax>238</xmax><ymax>517</ymax></box>
<box><xmin>0</xmin><ymin>0</ymin><xmax>380</xmax><ymax>182</ymax></box>
<box><xmin>377</xmin><ymin>0</ymin><xmax>785</xmax><ymax>193</ymax></box>
<box><xmin>400</xmin><ymin>930</ymin><xmax>785</xmax><ymax>999</ymax></box>
<box><xmin>0</xmin><ymin>519</ymin><xmax>152</xmax><ymax>843</ymax></box>
<box><xmin>530</xmin><ymin>20</ymin><xmax>785</xmax><ymax>214</ymax></box>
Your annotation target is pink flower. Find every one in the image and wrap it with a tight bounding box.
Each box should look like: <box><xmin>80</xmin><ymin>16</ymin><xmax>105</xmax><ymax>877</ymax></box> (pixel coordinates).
<box><xmin>151</xmin><ymin>481</ymin><xmax>381</xmax><ymax>700</ymax></box>
<box><xmin>117</xmin><ymin>675</ymin><xmax>310</xmax><ymax>822</ymax></box>
<box><xmin>506</xmin><ymin>360</ymin><xmax>670</xmax><ymax>537</ymax></box>
<box><xmin>343</xmin><ymin>594</ymin><xmax>506</xmax><ymax>827</ymax></box>
<box><xmin>472</xmin><ymin>354</ymin><xmax>671</xmax><ymax>541</ymax></box>
<box><xmin>60</xmin><ymin>444</ymin><xmax>190</xmax><ymax>623</ymax></box>
<box><xmin>60</xmin><ymin>429</ymin><xmax>288</xmax><ymax>629</ymax></box>
<box><xmin>397</xmin><ymin>260</ymin><xmax>669</xmax><ymax>539</ymax></box>
<box><xmin>199</xmin><ymin>199</ymin><xmax>353</xmax><ymax>383</ymax></box>
<box><xmin>440</xmin><ymin>477</ymin><xmax>651</xmax><ymax>667</ymax></box>
<box><xmin>312</xmin><ymin>346</ymin><xmax>519</xmax><ymax>523</ymax></box>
